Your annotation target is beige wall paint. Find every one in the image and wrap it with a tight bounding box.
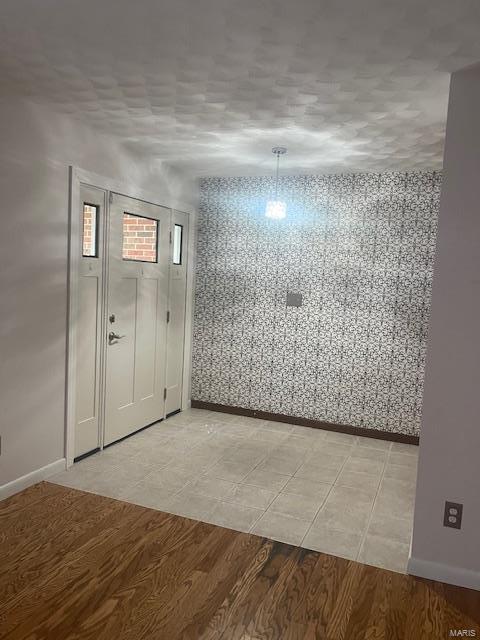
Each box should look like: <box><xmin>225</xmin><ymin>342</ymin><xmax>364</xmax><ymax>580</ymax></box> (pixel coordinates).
<box><xmin>410</xmin><ymin>64</ymin><xmax>480</xmax><ymax>589</ymax></box>
<box><xmin>0</xmin><ymin>98</ymin><xmax>198</xmax><ymax>487</ymax></box>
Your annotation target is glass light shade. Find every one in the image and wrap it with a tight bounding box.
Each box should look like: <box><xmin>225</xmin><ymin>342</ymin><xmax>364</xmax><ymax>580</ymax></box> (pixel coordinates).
<box><xmin>265</xmin><ymin>200</ymin><xmax>287</xmax><ymax>219</ymax></box>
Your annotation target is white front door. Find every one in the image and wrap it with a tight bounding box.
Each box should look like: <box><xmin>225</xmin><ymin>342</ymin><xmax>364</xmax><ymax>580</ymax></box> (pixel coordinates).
<box><xmin>104</xmin><ymin>194</ymin><xmax>170</xmax><ymax>445</ymax></box>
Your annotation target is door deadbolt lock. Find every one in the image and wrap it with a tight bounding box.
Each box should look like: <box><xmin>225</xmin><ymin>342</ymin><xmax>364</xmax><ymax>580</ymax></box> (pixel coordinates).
<box><xmin>108</xmin><ymin>331</ymin><xmax>125</xmax><ymax>344</ymax></box>
<box><xmin>109</xmin><ymin>314</ymin><xmax>116</xmax><ymax>323</ymax></box>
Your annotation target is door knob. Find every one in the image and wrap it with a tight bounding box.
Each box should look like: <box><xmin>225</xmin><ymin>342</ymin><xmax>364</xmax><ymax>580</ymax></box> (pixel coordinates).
<box><xmin>108</xmin><ymin>331</ymin><xmax>125</xmax><ymax>344</ymax></box>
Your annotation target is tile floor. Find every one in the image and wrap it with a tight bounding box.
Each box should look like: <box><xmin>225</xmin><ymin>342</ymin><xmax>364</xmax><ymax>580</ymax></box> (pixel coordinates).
<box><xmin>51</xmin><ymin>409</ymin><xmax>418</xmax><ymax>573</ymax></box>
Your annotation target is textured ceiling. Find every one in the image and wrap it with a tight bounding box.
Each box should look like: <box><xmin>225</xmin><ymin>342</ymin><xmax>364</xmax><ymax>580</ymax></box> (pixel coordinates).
<box><xmin>1</xmin><ymin>0</ymin><xmax>480</xmax><ymax>176</ymax></box>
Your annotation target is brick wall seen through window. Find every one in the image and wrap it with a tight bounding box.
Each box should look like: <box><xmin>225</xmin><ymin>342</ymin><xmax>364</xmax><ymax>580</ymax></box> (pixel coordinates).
<box><xmin>82</xmin><ymin>204</ymin><xmax>98</xmax><ymax>257</ymax></box>
<box><xmin>122</xmin><ymin>213</ymin><xmax>158</xmax><ymax>262</ymax></box>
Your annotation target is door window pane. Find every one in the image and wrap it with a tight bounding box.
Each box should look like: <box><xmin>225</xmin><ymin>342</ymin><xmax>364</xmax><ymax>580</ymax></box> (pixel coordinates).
<box><xmin>173</xmin><ymin>224</ymin><xmax>183</xmax><ymax>265</ymax></box>
<box><xmin>122</xmin><ymin>213</ymin><xmax>158</xmax><ymax>263</ymax></box>
<box><xmin>82</xmin><ymin>203</ymin><xmax>99</xmax><ymax>257</ymax></box>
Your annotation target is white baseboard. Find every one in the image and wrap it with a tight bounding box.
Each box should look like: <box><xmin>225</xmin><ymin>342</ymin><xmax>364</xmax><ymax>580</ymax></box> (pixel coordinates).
<box><xmin>0</xmin><ymin>458</ymin><xmax>66</xmax><ymax>501</ymax></box>
<box><xmin>408</xmin><ymin>555</ymin><xmax>480</xmax><ymax>591</ymax></box>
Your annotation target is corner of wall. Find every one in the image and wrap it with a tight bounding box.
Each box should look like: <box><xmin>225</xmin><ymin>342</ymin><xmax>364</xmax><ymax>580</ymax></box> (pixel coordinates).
<box><xmin>0</xmin><ymin>459</ymin><xmax>66</xmax><ymax>501</ymax></box>
<box><xmin>408</xmin><ymin>556</ymin><xmax>480</xmax><ymax>592</ymax></box>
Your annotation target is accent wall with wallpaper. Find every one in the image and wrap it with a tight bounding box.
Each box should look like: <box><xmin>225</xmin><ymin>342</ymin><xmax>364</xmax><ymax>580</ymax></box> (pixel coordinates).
<box><xmin>192</xmin><ymin>171</ymin><xmax>441</xmax><ymax>437</ymax></box>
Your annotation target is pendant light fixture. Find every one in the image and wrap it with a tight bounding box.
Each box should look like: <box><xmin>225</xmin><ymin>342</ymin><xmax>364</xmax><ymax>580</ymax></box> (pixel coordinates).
<box><xmin>265</xmin><ymin>146</ymin><xmax>287</xmax><ymax>219</ymax></box>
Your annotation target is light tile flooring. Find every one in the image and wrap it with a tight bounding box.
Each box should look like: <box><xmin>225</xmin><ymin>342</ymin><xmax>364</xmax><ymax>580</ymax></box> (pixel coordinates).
<box><xmin>51</xmin><ymin>409</ymin><xmax>418</xmax><ymax>574</ymax></box>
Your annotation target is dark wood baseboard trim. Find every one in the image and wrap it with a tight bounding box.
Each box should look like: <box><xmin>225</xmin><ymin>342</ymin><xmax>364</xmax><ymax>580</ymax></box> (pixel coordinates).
<box><xmin>191</xmin><ymin>400</ymin><xmax>419</xmax><ymax>445</ymax></box>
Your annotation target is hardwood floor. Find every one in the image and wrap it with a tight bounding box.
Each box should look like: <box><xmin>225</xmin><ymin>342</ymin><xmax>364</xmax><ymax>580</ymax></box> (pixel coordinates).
<box><xmin>1</xmin><ymin>482</ymin><xmax>479</xmax><ymax>639</ymax></box>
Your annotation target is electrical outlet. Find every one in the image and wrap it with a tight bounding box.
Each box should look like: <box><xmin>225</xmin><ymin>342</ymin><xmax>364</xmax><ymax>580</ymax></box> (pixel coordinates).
<box><xmin>444</xmin><ymin>501</ymin><xmax>463</xmax><ymax>529</ymax></box>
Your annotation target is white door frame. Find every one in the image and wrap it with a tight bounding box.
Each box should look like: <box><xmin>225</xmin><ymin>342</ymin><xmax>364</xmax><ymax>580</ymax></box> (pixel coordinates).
<box><xmin>66</xmin><ymin>166</ymin><xmax>196</xmax><ymax>467</ymax></box>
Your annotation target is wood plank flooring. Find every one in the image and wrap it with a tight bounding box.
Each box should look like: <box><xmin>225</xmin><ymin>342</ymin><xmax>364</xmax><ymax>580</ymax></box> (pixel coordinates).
<box><xmin>0</xmin><ymin>482</ymin><xmax>479</xmax><ymax>640</ymax></box>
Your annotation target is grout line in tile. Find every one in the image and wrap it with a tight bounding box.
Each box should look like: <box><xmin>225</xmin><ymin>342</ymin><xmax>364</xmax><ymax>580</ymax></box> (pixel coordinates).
<box><xmin>298</xmin><ymin>446</ymin><xmax>353</xmax><ymax>548</ymax></box>
<box><xmin>356</xmin><ymin>450</ymin><xmax>390</xmax><ymax>561</ymax></box>
<box><xmin>247</xmin><ymin>507</ymin><xmax>268</xmax><ymax>534</ymax></box>
<box><xmin>247</xmin><ymin>506</ymin><xmax>312</xmax><ymax>536</ymax></box>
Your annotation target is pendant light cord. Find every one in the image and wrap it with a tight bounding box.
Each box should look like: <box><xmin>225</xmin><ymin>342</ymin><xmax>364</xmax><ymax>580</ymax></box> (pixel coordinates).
<box><xmin>265</xmin><ymin>147</ymin><xmax>287</xmax><ymax>219</ymax></box>
<box><xmin>275</xmin><ymin>151</ymin><xmax>280</xmax><ymax>199</ymax></box>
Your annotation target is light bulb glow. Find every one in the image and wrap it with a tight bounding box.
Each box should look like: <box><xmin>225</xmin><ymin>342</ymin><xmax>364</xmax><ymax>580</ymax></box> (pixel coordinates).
<box><xmin>265</xmin><ymin>200</ymin><xmax>287</xmax><ymax>219</ymax></box>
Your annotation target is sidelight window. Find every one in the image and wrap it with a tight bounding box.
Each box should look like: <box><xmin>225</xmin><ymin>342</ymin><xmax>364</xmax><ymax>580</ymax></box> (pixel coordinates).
<box><xmin>82</xmin><ymin>203</ymin><xmax>99</xmax><ymax>257</ymax></box>
<box><xmin>173</xmin><ymin>224</ymin><xmax>183</xmax><ymax>265</ymax></box>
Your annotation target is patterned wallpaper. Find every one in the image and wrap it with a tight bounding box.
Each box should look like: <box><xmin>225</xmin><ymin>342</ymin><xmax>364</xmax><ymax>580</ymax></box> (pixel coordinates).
<box><xmin>192</xmin><ymin>172</ymin><xmax>441</xmax><ymax>436</ymax></box>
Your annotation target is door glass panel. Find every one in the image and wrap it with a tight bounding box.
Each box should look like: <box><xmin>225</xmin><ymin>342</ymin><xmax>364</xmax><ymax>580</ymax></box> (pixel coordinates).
<box><xmin>122</xmin><ymin>213</ymin><xmax>158</xmax><ymax>263</ymax></box>
<box><xmin>173</xmin><ymin>224</ymin><xmax>183</xmax><ymax>265</ymax></box>
<box><xmin>82</xmin><ymin>203</ymin><xmax>99</xmax><ymax>257</ymax></box>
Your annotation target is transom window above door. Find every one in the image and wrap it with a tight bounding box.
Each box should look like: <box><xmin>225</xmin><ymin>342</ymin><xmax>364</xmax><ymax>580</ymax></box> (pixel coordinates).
<box><xmin>122</xmin><ymin>213</ymin><xmax>158</xmax><ymax>263</ymax></box>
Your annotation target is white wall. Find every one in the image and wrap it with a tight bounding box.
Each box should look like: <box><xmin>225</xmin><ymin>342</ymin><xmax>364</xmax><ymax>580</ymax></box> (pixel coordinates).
<box><xmin>409</xmin><ymin>64</ymin><xmax>480</xmax><ymax>590</ymax></box>
<box><xmin>0</xmin><ymin>98</ymin><xmax>198</xmax><ymax>488</ymax></box>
